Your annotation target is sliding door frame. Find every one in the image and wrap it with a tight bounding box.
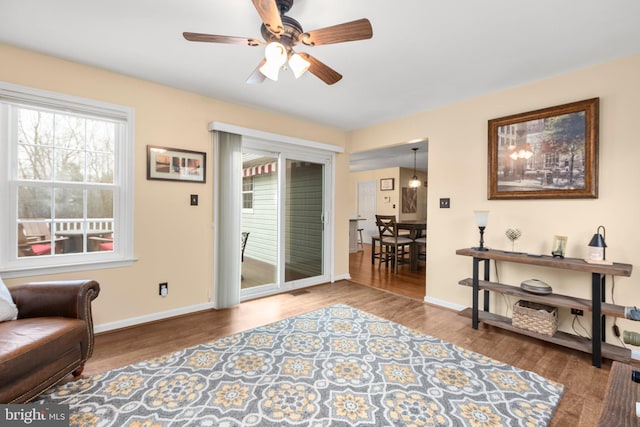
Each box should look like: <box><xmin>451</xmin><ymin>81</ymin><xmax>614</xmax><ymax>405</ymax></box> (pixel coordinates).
<box><xmin>210</xmin><ymin>122</ymin><xmax>342</xmax><ymax>303</ymax></box>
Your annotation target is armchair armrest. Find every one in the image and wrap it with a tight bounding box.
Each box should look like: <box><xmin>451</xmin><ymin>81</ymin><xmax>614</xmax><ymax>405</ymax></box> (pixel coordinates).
<box><xmin>10</xmin><ymin>280</ymin><xmax>100</xmax><ymax>321</ymax></box>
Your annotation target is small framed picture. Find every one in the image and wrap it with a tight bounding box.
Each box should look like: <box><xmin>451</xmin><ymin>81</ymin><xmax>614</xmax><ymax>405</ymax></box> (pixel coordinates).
<box><xmin>147</xmin><ymin>145</ymin><xmax>206</xmax><ymax>183</ymax></box>
<box><xmin>380</xmin><ymin>178</ymin><xmax>394</xmax><ymax>191</ymax></box>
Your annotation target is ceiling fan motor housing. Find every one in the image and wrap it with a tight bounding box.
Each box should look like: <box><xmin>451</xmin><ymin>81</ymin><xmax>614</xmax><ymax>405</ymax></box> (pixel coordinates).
<box><xmin>261</xmin><ymin>15</ymin><xmax>303</xmax><ymax>50</ymax></box>
<box><xmin>276</xmin><ymin>0</ymin><xmax>294</xmax><ymax>14</ymax></box>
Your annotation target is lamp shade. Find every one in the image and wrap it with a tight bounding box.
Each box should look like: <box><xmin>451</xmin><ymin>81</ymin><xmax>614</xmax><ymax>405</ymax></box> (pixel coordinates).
<box><xmin>408</xmin><ymin>147</ymin><xmax>421</xmax><ymax>188</ymax></box>
<box><xmin>289</xmin><ymin>53</ymin><xmax>310</xmax><ymax>79</ymax></box>
<box><xmin>474</xmin><ymin>210</ymin><xmax>489</xmax><ymax>227</ymax></box>
<box><xmin>588</xmin><ymin>233</ymin><xmax>607</xmax><ymax>248</ymax></box>
<box><xmin>587</xmin><ymin>225</ymin><xmax>607</xmax><ymax>261</ymax></box>
<box><xmin>260</xmin><ymin>42</ymin><xmax>287</xmax><ymax>81</ymax></box>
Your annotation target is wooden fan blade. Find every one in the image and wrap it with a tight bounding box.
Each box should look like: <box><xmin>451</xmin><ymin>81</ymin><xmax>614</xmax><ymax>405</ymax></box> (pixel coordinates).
<box><xmin>300</xmin><ymin>18</ymin><xmax>372</xmax><ymax>46</ymax></box>
<box><xmin>183</xmin><ymin>32</ymin><xmax>262</xmax><ymax>46</ymax></box>
<box><xmin>246</xmin><ymin>58</ymin><xmax>267</xmax><ymax>84</ymax></box>
<box><xmin>298</xmin><ymin>53</ymin><xmax>342</xmax><ymax>85</ymax></box>
<box><xmin>252</xmin><ymin>0</ymin><xmax>284</xmax><ymax>35</ymax></box>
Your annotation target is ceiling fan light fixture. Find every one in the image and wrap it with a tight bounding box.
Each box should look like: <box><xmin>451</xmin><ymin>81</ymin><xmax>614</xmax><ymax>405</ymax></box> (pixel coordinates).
<box><xmin>289</xmin><ymin>52</ymin><xmax>310</xmax><ymax>78</ymax></box>
<box><xmin>260</xmin><ymin>42</ymin><xmax>287</xmax><ymax>80</ymax></box>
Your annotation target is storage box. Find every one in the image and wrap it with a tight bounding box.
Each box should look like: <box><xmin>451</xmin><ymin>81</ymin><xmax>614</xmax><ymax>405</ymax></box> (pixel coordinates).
<box><xmin>512</xmin><ymin>300</ymin><xmax>558</xmax><ymax>337</ymax></box>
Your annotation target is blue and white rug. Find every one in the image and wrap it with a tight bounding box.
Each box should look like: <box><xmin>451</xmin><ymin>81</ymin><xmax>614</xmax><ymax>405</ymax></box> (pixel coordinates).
<box><xmin>36</xmin><ymin>304</ymin><xmax>563</xmax><ymax>426</ymax></box>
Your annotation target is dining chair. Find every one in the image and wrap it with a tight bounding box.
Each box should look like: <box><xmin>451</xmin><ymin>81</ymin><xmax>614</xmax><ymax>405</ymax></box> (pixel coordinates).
<box><xmin>414</xmin><ymin>236</ymin><xmax>426</xmax><ymax>262</ymax></box>
<box><xmin>375</xmin><ymin>215</ymin><xmax>412</xmax><ymax>273</ymax></box>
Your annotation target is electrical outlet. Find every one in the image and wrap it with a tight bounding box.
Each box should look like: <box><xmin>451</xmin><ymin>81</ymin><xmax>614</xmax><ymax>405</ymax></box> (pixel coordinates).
<box><xmin>571</xmin><ymin>308</ymin><xmax>583</xmax><ymax>316</ymax></box>
<box><xmin>159</xmin><ymin>282</ymin><xmax>168</xmax><ymax>297</ymax></box>
<box><xmin>439</xmin><ymin>198</ymin><xmax>450</xmax><ymax>208</ymax></box>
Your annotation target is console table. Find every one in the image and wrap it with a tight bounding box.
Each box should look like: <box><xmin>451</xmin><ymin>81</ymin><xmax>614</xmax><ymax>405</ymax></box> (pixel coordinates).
<box><xmin>456</xmin><ymin>248</ymin><xmax>633</xmax><ymax>367</ymax></box>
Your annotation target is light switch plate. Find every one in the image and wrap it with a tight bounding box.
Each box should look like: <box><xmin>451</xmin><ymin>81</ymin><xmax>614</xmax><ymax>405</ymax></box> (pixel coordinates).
<box><xmin>190</xmin><ymin>194</ymin><xmax>198</xmax><ymax>206</ymax></box>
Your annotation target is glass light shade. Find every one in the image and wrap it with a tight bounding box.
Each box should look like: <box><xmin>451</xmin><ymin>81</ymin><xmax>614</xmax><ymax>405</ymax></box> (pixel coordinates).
<box><xmin>408</xmin><ymin>176</ymin><xmax>421</xmax><ymax>188</ymax></box>
<box><xmin>474</xmin><ymin>210</ymin><xmax>489</xmax><ymax>227</ymax></box>
<box><xmin>588</xmin><ymin>225</ymin><xmax>607</xmax><ymax>260</ymax></box>
<box><xmin>264</xmin><ymin>42</ymin><xmax>287</xmax><ymax>63</ymax></box>
<box><xmin>289</xmin><ymin>53</ymin><xmax>310</xmax><ymax>79</ymax></box>
<box><xmin>588</xmin><ymin>246</ymin><xmax>605</xmax><ymax>261</ymax></box>
<box><xmin>260</xmin><ymin>42</ymin><xmax>287</xmax><ymax>81</ymax></box>
<box><xmin>259</xmin><ymin>62</ymin><xmax>282</xmax><ymax>81</ymax></box>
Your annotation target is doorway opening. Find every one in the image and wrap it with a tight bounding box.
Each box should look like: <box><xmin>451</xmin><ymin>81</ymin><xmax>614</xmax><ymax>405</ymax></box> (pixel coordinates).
<box><xmin>348</xmin><ymin>139</ymin><xmax>428</xmax><ymax>300</ymax></box>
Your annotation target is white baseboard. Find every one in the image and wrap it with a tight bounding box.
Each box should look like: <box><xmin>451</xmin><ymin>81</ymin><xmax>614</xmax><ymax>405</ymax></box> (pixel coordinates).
<box><xmin>94</xmin><ymin>302</ymin><xmax>214</xmax><ymax>334</ymax></box>
<box><xmin>423</xmin><ymin>296</ymin><xmax>466</xmax><ymax>312</ymax></box>
<box><xmin>333</xmin><ymin>273</ymin><xmax>351</xmax><ymax>282</ymax></box>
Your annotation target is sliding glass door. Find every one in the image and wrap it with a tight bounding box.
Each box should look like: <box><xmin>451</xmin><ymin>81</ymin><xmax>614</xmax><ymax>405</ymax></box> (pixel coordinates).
<box><xmin>241</xmin><ymin>150</ymin><xmax>278</xmax><ymax>291</ymax></box>
<box><xmin>284</xmin><ymin>159</ymin><xmax>324</xmax><ymax>281</ymax></box>
<box><xmin>240</xmin><ymin>142</ymin><xmax>330</xmax><ymax>299</ymax></box>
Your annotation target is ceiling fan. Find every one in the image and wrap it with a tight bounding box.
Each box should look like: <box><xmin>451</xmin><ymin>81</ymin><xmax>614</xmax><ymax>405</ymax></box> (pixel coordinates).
<box><xmin>183</xmin><ymin>0</ymin><xmax>373</xmax><ymax>85</ymax></box>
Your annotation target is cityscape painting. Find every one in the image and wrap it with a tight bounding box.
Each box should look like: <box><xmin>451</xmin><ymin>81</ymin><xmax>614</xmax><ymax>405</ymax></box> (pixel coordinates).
<box><xmin>488</xmin><ymin>98</ymin><xmax>599</xmax><ymax>199</ymax></box>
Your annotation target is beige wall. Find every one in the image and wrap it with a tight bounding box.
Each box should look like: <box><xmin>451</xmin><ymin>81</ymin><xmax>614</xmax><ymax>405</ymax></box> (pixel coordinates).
<box><xmin>4</xmin><ymin>42</ymin><xmax>640</xmax><ymax>347</ymax></box>
<box><xmin>349</xmin><ymin>53</ymin><xmax>640</xmax><ymax>342</ymax></box>
<box><xmin>0</xmin><ymin>43</ymin><xmax>349</xmax><ymax>328</ymax></box>
<box><xmin>348</xmin><ymin>167</ymin><xmax>427</xmax><ymax>220</ymax></box>
<box><xmin>348</xmin><ymin>167</ymin><xmax>398</xmax><ymax>217</ymax></box>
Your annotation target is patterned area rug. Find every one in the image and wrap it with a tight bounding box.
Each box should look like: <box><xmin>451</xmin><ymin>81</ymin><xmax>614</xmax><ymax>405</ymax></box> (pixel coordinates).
<box><xmin>35</xmin><ymin>304</ymin><xmax>564</xmax><ymax>426</ymax></box>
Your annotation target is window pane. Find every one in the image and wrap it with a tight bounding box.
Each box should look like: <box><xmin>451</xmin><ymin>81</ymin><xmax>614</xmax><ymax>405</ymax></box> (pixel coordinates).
<box><xmin>55</xmin><ymin>187</ymin><xmax>83</xmax><ymax>219</ymax></box>
<box><xmin>55</xmin><ymin>148</ymin><xmax>85</xmax><ymax>182</ymax></box>
<box><xmin>243</xmin><ymin>193</ymin><xmax>253</xmax><ymax>209</ymax></box>
<box><xmin>285</xmin><ymin>160</ymin><xmax>324</xmax><ymax>280</ymax></box>
<box><xmin>17</xmin><ymin>221</ymin><xmax>62</xmax><ymax>258</ymax></box>
<box><xmin>88</xmin><ymin>189</ymin><xmax>113</xmax><ymax>218</ymax></box>
<box><xmin>18</xmin><ymin>109</ymin><xmax>53</xmax><ymax>147</ymax></box>
<box><xmin>87</xmin><ymin>119</ymin><xmax>114</xmax><ymax>153</ymax></box>
<box><xmin>54</xmin><ymin>115</ymin><xmax>85</xmax><ymax>150</ymax></box>
<box><xmin>86</xmin><ymin>152</ymin><xmax>114</xmax><ymax>183</ymax></box>
<box><xmin>18</xmin><ymin>186</ymin><xmax>52</xmax><ymax>219</ymax></box>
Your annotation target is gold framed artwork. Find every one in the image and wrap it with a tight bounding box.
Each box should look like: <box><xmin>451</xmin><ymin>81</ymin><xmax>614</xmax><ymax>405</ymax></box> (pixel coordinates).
<box><xmin>488</xmin><ymin>98</ymin><xmax>599</xmax><ymax>199</ymax></box>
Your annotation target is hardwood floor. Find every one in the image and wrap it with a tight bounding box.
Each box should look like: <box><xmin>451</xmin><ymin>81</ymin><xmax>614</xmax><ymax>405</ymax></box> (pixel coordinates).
<box><xmin>86</xmin><ymin>279</ymin><xmax>619</xmax><ymax>426</ymax></box>
<box><xmin>349</xmin><ymin>243</ymin><xmax>426</xmax><ymax>300</ymax></box>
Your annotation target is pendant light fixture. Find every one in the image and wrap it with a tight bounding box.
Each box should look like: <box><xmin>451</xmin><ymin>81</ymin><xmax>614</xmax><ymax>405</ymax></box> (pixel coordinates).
<box><xmin>408</xmin><ymin>147</ymin><xmax>421</xmax><ymax>188</ymax></box>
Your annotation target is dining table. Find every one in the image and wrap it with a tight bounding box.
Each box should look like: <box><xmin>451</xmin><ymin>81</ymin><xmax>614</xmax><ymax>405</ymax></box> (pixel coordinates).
<box><xmin>396</xmin><ymin>219</ymin><xmax>427</xmax><ymax>271</ymax></box>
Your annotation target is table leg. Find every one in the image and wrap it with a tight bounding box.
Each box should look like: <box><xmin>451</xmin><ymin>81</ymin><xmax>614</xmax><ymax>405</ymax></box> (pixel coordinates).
<box><xmin>592</xmin><ymin>272</ymin><xmax>602</xmax><ymax>368</ymax></box>
<box><xmin>410</xmin><ymin>242</ymin><xmax>418</xmax><ymax>272</ymax></box>
<box><xmin>472</xmin><ymin>258</ymin><xmax>480</xmax><ymax>329</ymax></box>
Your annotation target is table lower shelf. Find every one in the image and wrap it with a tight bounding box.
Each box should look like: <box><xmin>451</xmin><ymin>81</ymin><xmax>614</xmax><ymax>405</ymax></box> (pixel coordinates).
<box><xmin>459</xmin><ymin>307</ymin><xmax>631</xmax><ymax>363</ymax></box>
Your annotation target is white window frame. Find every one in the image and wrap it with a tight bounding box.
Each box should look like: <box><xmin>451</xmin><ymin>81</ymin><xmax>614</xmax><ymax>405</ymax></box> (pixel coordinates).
<box><xmin>0</xmin><ymin>82</ymin><xmax>136</xmax><ymax>278</ymax></box>
<box><xmin>242</xmin><ymin>175</ymin><xmax>254</xmax><ymax>213</ymax></box>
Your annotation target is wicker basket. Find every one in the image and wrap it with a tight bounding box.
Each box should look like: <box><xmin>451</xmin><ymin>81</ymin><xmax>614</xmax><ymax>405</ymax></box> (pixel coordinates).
<box><xmin>512</xmin><ymin>300</ymin><xmax>558</xmax><ymax>337</ymax></box>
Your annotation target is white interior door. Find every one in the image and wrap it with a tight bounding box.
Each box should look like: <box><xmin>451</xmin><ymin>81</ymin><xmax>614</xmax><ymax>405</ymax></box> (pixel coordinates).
<box><xmin>357</xmin><ymin>180</ymin><xmax>377</xmax><ymax>244</ymax></box>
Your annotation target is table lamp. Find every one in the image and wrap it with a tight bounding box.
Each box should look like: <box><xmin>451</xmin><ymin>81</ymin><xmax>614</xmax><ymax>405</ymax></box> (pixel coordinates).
<box><xmin>587</xmin><ymin>225</ymin><xmax>607</xmax><ymax>262</ymax></box>
<box><xmin>473</xmin><ymin>210</ymin><xmax>489</xmax><ymax>251</ymax></box>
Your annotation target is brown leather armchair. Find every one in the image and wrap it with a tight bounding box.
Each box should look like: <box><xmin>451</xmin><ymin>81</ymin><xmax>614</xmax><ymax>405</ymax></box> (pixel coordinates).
<box><xmin>0</xmin><ymin>280</ymin><xmax>100</xmax><ymax>403</ymax></box>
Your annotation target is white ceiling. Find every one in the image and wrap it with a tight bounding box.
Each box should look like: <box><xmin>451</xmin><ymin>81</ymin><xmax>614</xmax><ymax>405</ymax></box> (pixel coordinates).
<box><xmin>350</xmin><ymin>140</ymin><xmax>428</xmax><ymax>173</ymax></box>
<box><xmin>1</xmin><ymin>0</ymin><xmax>639</xmax><ymax>133</ymax></box>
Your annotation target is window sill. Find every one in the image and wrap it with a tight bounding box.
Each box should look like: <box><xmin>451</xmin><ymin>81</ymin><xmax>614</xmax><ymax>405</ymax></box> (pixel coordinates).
<box><xmin>0</xmin><ymin>257</ymin><xmax>138</xmax><ymax>279</ymax></box>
